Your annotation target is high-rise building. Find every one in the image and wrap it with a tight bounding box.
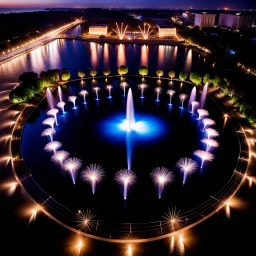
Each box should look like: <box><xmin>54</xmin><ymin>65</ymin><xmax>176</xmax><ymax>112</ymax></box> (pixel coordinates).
<box><xmin>182</xmin><ymin>11</ymin><xmax>195</xmax><ymax>24</ymax></box>
<box><xmin>194</xmin><ymin>13</ymin><xmax>216</xmax><ymax>28</ymax></box>
<box><xmin>218</xmin><ymin>13</ymin><xmax>255</xmax><ymax>31</ymax></box>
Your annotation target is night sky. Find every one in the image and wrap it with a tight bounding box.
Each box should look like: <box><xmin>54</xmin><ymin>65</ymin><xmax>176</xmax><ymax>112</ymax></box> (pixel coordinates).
<box><xmin>0</xmin><ymin>0</ymin><xmax>255</xmax><ymax>9</ymax></box>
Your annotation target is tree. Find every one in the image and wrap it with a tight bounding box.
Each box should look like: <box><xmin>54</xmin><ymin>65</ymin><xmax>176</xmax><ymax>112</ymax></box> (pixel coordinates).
<box><xmin>78</xmin><ymin>70</ymin><xmax>86</xmax><ymax>79</ymax></box>
<box><xmin>138</xmin><ymin>66</ymin><xmax>148</xmax><ymax>76</ymax></box>
<box><xmin>60</xmin><ymin>68</ymin><xmax>71</xmax><ymax>82</ymax></box>
<box><xmin>168</xmin><ymin>71</ymin><xmax>175</xmax><ymax>79</ymax></box>
<box><xmin>212</xmin><ymin>75</ymin><xmax>221</xmax><ymax>87</ymax></box>
<box><xmin>103</xmin><ymin>68</ymin><xmax>111</xmax><ymax>76</ymax></box>
<box><xmin>179</xmin><ymin>71</ymin><xmax>188</xmax><ymax>81</ymax></box>
<box><xmin>189</xmin><ymin>72</ymin><xmax>202</xmax><ymax>85</ymax></box>
<box><xmin>90</xmin><ymin>69</ymin><xmax>97</xmax><ymax>78</ymax></box>
<box><xmin>118</xmin><ymin>65</ymin><xmax>128</xmax><ymax>76</ymax></box>
<box><xmin>19</xmin><ymin>72</ymin><xmax>38</xmax><ymax>83</ymax></box>
<box><xmin>203</xmin><ymin>73</ymin><xmax>212</xmax><ymax>84</ymax></box>
<box><xmin>156</xmin><ymin>70</ymin><xmax>164</xmax><ymax>79</ymax></box>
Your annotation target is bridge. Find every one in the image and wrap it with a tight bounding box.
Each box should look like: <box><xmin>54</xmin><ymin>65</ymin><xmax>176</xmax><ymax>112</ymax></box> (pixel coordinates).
<box><xmin>0</xmin><ymin>19</ymin><xmax>82</xmax><ymax>65</ymax></box>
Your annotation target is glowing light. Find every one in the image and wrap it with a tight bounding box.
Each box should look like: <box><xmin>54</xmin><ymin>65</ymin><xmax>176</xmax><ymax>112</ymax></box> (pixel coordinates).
<box><xmin>150</xmin><ymin>167</ymin><xmax>174</xmax><ymax>199</ymax></box>
<box><xmin>138</xmin><ymin>83</ymin><xmax>148</xmax><ymax>98</ymax></box>
<box><xmin>224</xmin><ymin>113</ymin><xmax>229</xmax><ymax>119</ymax></box>
<box><xmin>112</xmin><ymin>23</ymin><xmax>128</xmax><ymax>40</ymax></box>
<box><xmin>167</xmin><ymin>89</ymin><xmax>176</xmax><ymax>104</ymax></box>
<box><xmin>225</xmin><ymin>202</ymin><xmax>231</xmax><ymax>219</ymax></box>
<box><xmin>163</xmin><ymin>207</ymin><xmax>183</xmax><ymax>230</ymax></box>
<box><xmin>120</xmin><ymin>82</ymin><xmax>129</xmax><ymax>97</ymax></box>
<box><xmin>115</xmin><ymin>169</ymin><xmax>136</xmax><ymax>200</ymax></box>
<box><xmin>197</xmin><ymin>109</ymin><xmax>209</xmax><ymax>119</ymax></box>
<box><xmin>93</xmin><ymin>87</ymin><xmax>100</xmax><ymax>100</ymax></box>
<box><xmin>193</xmin><ymin>150</ymin><xmax>214</xmax><ymax>168</ymax></box>
<box><xmin>44</xmin><ymin>141</ymin><xmax>62</xmax><ymax>154</ymax></box>
<box><xmin>178</xmin><ymin>235</ymin><xmax>185</xmax><ymax>255</ymax></box>
<box><xmin>191</xmin><ymin>101</ymin><xmax>199</xmax><ymax>114</ymax></box>
<box><xmin>176</xmin><ymin>158</ymin><xmax>198</xmax><ymax>184</ymax></box>
<box><xmin>51</xmin><ymin>150</ymin><xmax>70</xmax><ymax>167</ymax></box>
<box><xmin>41</xmin><ymin>128</ymin><xmax>56</xmax><ymax>141</ymax></box>
<box><xmin>64</xmin><ymin>157</ymin><xmax>82</xmax><ymax>185</ymax></box>
<box><xmin>6</xmin><ymin>182</ymin><xmax>18</xmax><ymax>196</ymax></box>
<box><xmin>68</xmin><ymin>96</ymin><xmax>77</xmax><ymax>108</ymax></box>
<box><xmin>179</xmin><ymin>93</ymin><xmax>187</xmax><ymax>108</ymax></box>
<box><xmin>77</xmin><ymin>210</ymin><xmax>96</xmax><ymax>231</ymax></box>
<box><xmin>126</xmin><ymin>244</ymin><xmax>133</xmax><ymax>256</ymax></box>
<box><xmin>154</xmin><ymin>87</ymin><xmax>162</xmax><ymax>102</ymax></box>
<box><xmin>79</xmin><ymin>90</ymin><xmax>88</xmax><ymax>103</ymax></box>
<box><xmin>201</xmin><ymin>138</ymin><xmax>219</xmax><ymax>151</ymax></box>
<box><xmin>57</xmin><ymin>101</ymin><xmax>66</xmax><ymax>114</ymax></box>
<box><xmin>71</xmin><ymin>239</ymin><xmax>84</xmax><ymax>256</ymax></box>
<box><xmin>138</xmin><ymin>23</ymin><xmax>154</xmax><ymax>39</ymax></box>
<box><xmin>81</xmin><ymin>164</ymin><xmax>105</xmax><ymax>194</ymax></box>
<box><xmin>42</xmin><ymin>117</ymin><xmax>55</xmax><ymax>129</ymax></box>
<box><xmin>205</xmin><ymin>128</ymin><xmax>219</xmax><ymax>139</ymax></box>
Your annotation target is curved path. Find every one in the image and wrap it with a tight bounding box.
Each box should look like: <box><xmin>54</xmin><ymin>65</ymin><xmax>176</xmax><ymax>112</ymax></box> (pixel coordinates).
<box><xmin>9</xmin><ymin>76</ymin><xmax>250</xmax><ymax>243</ymax></box>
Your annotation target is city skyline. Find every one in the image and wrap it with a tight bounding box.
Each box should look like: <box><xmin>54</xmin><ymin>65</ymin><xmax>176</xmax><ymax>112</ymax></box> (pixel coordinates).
<box><xmin>0</xmin><ymin>0</ymin><xmax>256</xmax><ymax>9</ymax></box>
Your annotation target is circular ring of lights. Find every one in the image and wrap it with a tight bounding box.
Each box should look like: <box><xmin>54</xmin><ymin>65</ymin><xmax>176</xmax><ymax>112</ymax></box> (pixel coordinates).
<box><xmin>11</xmin><ymin>75</ymin><xmax>249</xmax><ymax>243</ymax></box>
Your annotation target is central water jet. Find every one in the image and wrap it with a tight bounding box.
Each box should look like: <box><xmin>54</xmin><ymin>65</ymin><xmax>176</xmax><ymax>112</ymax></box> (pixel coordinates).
<box><xmin>126</xmin><ymin>88</ymin><xmax>135</xmax><ymax>132</ymax></box>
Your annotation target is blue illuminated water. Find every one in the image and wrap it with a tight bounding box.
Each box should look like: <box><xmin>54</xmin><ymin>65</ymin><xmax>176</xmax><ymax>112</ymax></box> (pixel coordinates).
<box><xmin>21</xmin><ymin>77</ymin><xmax>239</xmax><ymax>223</ymax></box>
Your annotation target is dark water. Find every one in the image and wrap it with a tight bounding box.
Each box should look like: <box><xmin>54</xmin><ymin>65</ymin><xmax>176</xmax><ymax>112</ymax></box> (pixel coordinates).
<box><xmin>0</xmin><ymin>39</ymin><xmax>211</xmax><ymax>84</ymax></box>
<box><xmin>21</xmin><ymin>77</ymin><xmax>239</xmax><ymax>224</ymax></box>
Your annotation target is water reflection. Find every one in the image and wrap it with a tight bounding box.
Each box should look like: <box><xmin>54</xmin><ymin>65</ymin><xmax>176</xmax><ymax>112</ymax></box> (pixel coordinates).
<box><xmin>90</xmin><ymin>42</ymin><xmax>98</xmax><ymax>69</ymax></box>
<box><xmin>140</xmin><ymin>44</ymin><xmax>148</xmax><ymax>66</ymax></box>
<box><xmin>103</xmin><ymin>43</ymin><xmax>109</xmax><ymax>67</ymax></box>
<box><xmin>157</xmin><ymin>45</ymin><xmax>164</xmax><ymax>69</ymax></box>
<box><xmin>184</xmin><ymin>49</ymin><xmax>192</xmax><ymax>73</ymax></box>
<box><xmin>117</xmin><ymin>44</ymin><xmax>126</xmax><ymax>66</ymax></box>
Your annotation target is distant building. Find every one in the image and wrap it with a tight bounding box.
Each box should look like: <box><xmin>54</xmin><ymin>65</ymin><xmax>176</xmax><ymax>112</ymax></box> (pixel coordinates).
<box><xmin>157</xmin><ymin>25</ymin><xmax>176</xmax><ymax>37</ymax></box>
<box><xmin>182</xmin><ymin>12</ymin><xmax>195</xmax><ymax>23</ymax></box>
<box><xmin>218</xmin><ymin>13</ymin><xmax>255</xmax><ymax>31</ymax></box>
<box><xmin>89</xmin><ymin>25</ymin><xmax>108</xmax><ymax>35</ymax></box>
<box><xmin>194</xmin><ymin>13</ymin><xmax>216</xmax><ymax>28</ymax></box>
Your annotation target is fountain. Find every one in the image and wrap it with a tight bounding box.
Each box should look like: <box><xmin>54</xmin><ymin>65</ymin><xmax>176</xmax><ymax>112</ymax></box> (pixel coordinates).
<box><xmin>197</xmin><ymin>109</ymin><xmax>209</xmax><ymax>120</ymax></box>
<box><xmin>68</xmin><ymin>96</ymin><xmax>77</xmax><ymax>108</ymax></box>
<box><xmin>44</xmin><ymin>141</ymin><xmax>62</xmax><ymax>154</ymax></box>
<box><xmin>120</xmin><ymin>82</ymin><xmax>129</xmax><ymax>97</ymax></box>
<box><xmin>193</xmin><ymin>150</ymin><xmax>214</xmax><ymax>168</ymax></box>
<box><xmin>188</xmin><ymin>86</ymin><xmax>197</xmax><ymax>110</ymax></box>
<box><xmin>138</xmin><ymin>83</ymin><xmax>148</xmax><ymax>98</ymax></box>
<box><xmin>202</xmin><ymin>118</ymin><xmax>216</xmax><ymax>130</ymax></box>
<box><xmin>64</xmin><ymin>157</ymin><xmax>82</xmax><ymax>185</ymax></box>
<box><xmin>79</xmin><ymin>90</ymin><xmax>88</xmax><ymax>103</ymax></box>
<box><xmin>115</xmin><ymin>169</ymin><xmax>136</xmax><ymax>200</ymax></box>
<box><xmin>42</xmin><ymin>117</ymin><xmax>55</xmax><ymax>129</ymax></box>
<box><xmin>58</xmin><ymin>86</ymin><xmax>63</xmax><ymax>102</ymax></box>
<box><xmin>167</xmin><ymin>89</ymin><xmax>176</xmax><ymax>105</ymax></box>
<box><xmin>179</xmin><ymin>93</ymin><xmax>187</xmax><ymax>108</ymax></box>
<box><xmin>150</xmin><ymin>167</ymin><xmax>174</xmax><ymax>199</ymax></box>
<box><xmin>46</xmin><ymin>88</ymin><xmax>54</xmax><ymax>109</ymax></box>
<box><xmin>176</xmin><ymin>158</ymin><xmax>198</xmax><ymax>184</ymax></box>
<box><xmin>51</xmin><ymin>150</ymin><xmax>70</xmax><ymax>167</ymax></box>
<box><xmin>126</xmin><ymin>88</ymin><xmax>135</xmax><ymax>132</ymax></box>
<box><xmin>201</xmin><ymin>138</ymin><xmax>219</xmax><ymax>151</ymax></box>
<box><xmin>191</xmin><ymin>101</ymin><xmax>200</xmax><ymax>114</ymax></box>
<box><xmin>41</xmin><ymin>128</ymin><xmax>56</xmax><ymax>142</ymax></box>
<box><xmin>57</xmin><ymin>101</ymin><xmax>66</xmax><ymax>114</ymax></box>
<box><xmin>205</xmin><ymin>128</ymin><xmax>219</xmax><ymax>139</ymax></box>
<box><xmin>200</xmin><ymin>82</ymin><xmax>208</xmax><ymax>109</ymax></box>
<box><xmin>155</xmin><ymin>87</ymin><xmax>162</xmax><ymax>102</ymax></box>
<box><xmin>47</xmin><ymin>108</ymin><xmax>59</xmax><ymax>125</ymax></box>
<box><xmin>106</xmin><ymin>85</ymin><xmax>113</xmax><ymax>98</ymax></box>
<box><xmin>93</xmin><ymin>87</ymin><xmax>100</xmax><ymax>100</ymax></box>
<box><xmin>81</xmin><ymin>164</ymin><xmax>105</xmax><ymax>194</ymax></box>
